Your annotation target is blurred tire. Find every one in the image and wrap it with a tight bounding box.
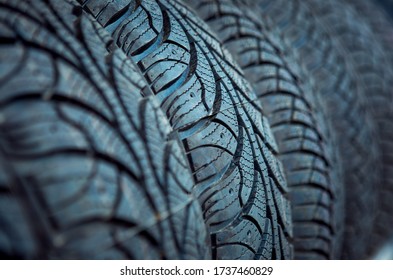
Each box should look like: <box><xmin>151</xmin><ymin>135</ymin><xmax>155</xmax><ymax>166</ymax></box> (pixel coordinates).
<box><xmin>344</xmin><ymin>0</ymin><xmax>393</xmax><ymax>256</ymax></box>
<box><xmin>255</xmin><ymin>0</ymin><xmax>381</xmax><ymax>259</ymax></box>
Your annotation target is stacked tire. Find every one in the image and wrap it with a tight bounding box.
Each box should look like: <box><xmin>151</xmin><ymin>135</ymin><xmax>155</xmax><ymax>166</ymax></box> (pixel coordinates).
<box><xmin>0</xmin><ymin>0</ymin><xmax>392</xmax><ymax>260</ymax></box>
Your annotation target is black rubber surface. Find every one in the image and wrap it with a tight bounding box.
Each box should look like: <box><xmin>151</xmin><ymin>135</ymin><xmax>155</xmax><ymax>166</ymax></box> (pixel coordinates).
<box><xmin>189</xmin><ymin>0</ymin><xmax>344</xmax><ymax>260</ymax></box>
<box><xmin>256</xmin><ymin>0</ymin><xmax>381</xmax><ymax>259</ymax></box>
<box><xmin>296</xmin><ymin>0</ymin><xmax>393</xmax><ymax>259</ymax></box>
<box><xmin>342</xmin><ymin>0</ymin><xmax>393</xmax><ymax>256</ymax></box>
<box><xmin>79</xmin><ymin>0</ymin><xmax>293</xmax><ymax>259</ymax></box>
<box><xmin>0</xmin><ymin>0</ymin><xmax>210</xmax><ymax>259</ymax></box>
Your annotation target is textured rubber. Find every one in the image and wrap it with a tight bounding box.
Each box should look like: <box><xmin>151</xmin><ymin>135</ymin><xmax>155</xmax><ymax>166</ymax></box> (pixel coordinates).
<box><xmin>340</xmin><ymin>0</ymin><xmax>393</xmax><ymax>256</ymax></box>
<box><xmin>188</xmin><ymin>0</ymin><xmax>344</xmax><ymax>259</ymax></box>
<box><xmin>297</xmin><ymin>0</ymin><xmax>393</xmax><ymax>259</ymax></box>
<box><xmin>79</xmin><ymin>0</ymin><xmax>293</xmax><ymax>259</ymax></box>
<box><xmin>189</xmin><ymin>0</ymin><xmax>344</xmax><ymax>260</ymax></box>
<box><xmin>256</xmin><ymin>0</ymin><xmax>381</xmax><ymax>259</ymax></box>
<box><xmin>351</xmin><ymin>0</ymin><xmax>393</xmax><ymax>63</ymax></box>
<box><xmin>0</xmin><ymin>0</ymin><xmax>210</xmax><ymax>259</ymax></box>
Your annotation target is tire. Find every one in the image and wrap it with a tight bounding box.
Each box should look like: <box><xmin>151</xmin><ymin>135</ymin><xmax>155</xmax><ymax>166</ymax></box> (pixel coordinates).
<box><xmin>297</xmin><ymin>0</ymin><xmax>392</xmax><ymax>259</ymax></box>
<box><xmin>340</xmin><ymin>0</ymin><xmax>393</xmax><ymax>256</ymax></box>
<box><xmin>255</xmin><ymin>0</ymin><xmax>381</xmax><ymax>259</ymax></box>
<box><xmin>189</xmin><ymin>0</ymin><xmax>345</xmax><ymax>260</ymax></box>
<box><xmin>0</xmin><ymin>0</ymin><xmax>210</xmax><ymax>259</ymax></box>
<box><xmin>79</xmin><ymin>0</ymin><xmax>293</xmax><ymax>259</ymax></box>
